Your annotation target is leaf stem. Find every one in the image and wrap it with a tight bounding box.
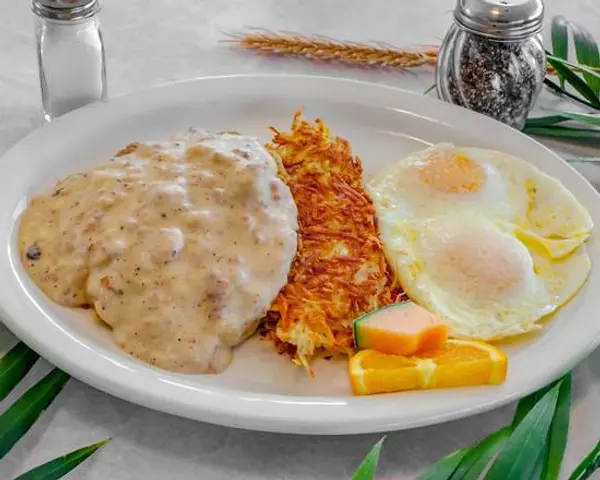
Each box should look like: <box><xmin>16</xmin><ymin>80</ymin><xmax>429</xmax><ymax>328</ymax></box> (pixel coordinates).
<box><xmin>543</xmin><ymin>78</ymin><xmax>600</xmax><ymax>110</ymax></box>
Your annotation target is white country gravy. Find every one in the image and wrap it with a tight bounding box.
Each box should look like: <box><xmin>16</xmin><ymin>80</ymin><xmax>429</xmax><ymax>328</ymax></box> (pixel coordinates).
<box><xmin>19</xmin><ymin>130</ymin><xmax>298</xmax><ymax>373</ymax></box>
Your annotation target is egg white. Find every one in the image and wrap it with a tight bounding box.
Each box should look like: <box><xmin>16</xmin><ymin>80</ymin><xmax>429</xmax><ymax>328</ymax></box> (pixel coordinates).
<box><xmin>472</xmin><ymin>147</ymin><xmax>594</xmax><ymax>257</ymax></box>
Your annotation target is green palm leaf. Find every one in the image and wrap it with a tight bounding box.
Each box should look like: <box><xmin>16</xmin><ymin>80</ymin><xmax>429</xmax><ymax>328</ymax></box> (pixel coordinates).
<box><xmin>351</xmin><ymin>437</ymin><xmax>385</xmax><ymax>480</ymax></box>
<box><xmin>0</xmin><ymin>342</ymin><xmax>39</xmax><ymax>401</ymax></box>
<box><xmin>546</xmin><ymin>57</ymin><xmax>600</xmax><ymax>109</ymax></box>
<box><xmin>543</xmin><ymin>78</ymin><xmax>600</xmax><ymax>110</ymax></box>
<box><xmin>486</xmin><ymin>381</ymin><xmax>562</xmax><ymax>480</ymax></box>
<box><xmin>525</xmin><ymin>112</ymin><xmax>600</xmax><ymax>128</ymax></box>
<box><xmin>542</xmin><ymin>375</ymin><xmax>572</xmax><ymax>480</ymax></box>
<box><xmin>448</xmin><ymin>427</ymin><xmax>509</xmax><ymax>480</ymax></box>
<box><xmin>547</xmin><ymin>55</ymin><xmax>600</xmax><ymax>82</ymax></box>
<box><xmin>417</xmin><ymin>446</ymin><xmax>470</xmax><ymax>480</ymax></box>
<box><xmin>551</xmin><ymin>16</ymin><xmax>569</xmax><ymax>87</ymax></box>
<box><xmin>559</xmin><ymin>111</ymin><xmax>600</xmax><ymax>126</ymax></box>
<box><xmin>13</xmin><ymin>439</ymin><xmax>110</xmax><ymax>480</ymax></box>
<box><xmin>415</xmin><ymin>376</ymin><xmax>571</xmax><ymax>480</ymax></box>
<box><xmin>570</xmin><ymin>23</ymin><xmax>600</xmax><ymax>95</ymax></box>
<box><xmin>568</xmin><ymin>441</ymin><xmax>600</xmax><ymax>480</ymax></box>
<box><xmin>512</xmin><ymin>378</ymin><xmax>562</xmax><ymax>428</ymax></box>
<box><xmin>524</xmin><ymin>115</ymin><xmax>571</xmax><ymax>128</ymax></box>
<box><xmin>0</xmin><ymin>368</ymin><xmax>69</xmax><ymax>459</ymax></box>
<box><xmin>522</xmin><ymin>125</ymin><xmax>600</xmax><ymax>140</ymax></box>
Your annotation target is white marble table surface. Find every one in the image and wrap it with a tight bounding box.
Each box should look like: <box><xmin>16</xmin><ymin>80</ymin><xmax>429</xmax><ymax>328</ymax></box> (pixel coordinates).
<box><xmin>1</xmin><ymin>1</ymin><xmax>600</xmax><ymax>479</ymax></box>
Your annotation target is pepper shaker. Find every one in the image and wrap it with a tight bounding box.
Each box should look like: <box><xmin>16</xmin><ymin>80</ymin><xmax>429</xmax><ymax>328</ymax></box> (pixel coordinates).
<box><xmin>32</xmin><ymin>0</ymin><xmax>107</xmax><ymax>122</ymax></box>
<box><xmin>436</xmin><ymin>0</ymin><xmax>546</xmax><ymax>130</ymax></box>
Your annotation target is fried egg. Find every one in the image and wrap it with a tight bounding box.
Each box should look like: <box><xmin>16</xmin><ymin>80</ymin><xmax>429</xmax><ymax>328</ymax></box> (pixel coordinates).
<box><xmin>367</xmin><ymin>143</ymin><xmax>517</xmax><ymax>222</ymax></box>
<box><xmin>368</xmin><ymin>144</ymin><xmax>593</xmax><ymax>340</ymax></box>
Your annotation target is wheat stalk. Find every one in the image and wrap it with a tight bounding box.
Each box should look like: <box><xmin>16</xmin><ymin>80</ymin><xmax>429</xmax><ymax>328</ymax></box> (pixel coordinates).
<box><xmin>225</xmin><ymin>29</ymin><xmax>559</xmax><ymax>75</ymax></box>
<box><xmin>225</xmin><ymin>30</ymin><xmax>438</xmax><ymax>70</ymax></box>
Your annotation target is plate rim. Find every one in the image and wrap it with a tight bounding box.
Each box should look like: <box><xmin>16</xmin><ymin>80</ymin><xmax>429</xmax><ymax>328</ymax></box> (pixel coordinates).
<box><xmin>2</xmin><ymin>73</ymin><xmax>600</xmax><ymax>434</ymax></box>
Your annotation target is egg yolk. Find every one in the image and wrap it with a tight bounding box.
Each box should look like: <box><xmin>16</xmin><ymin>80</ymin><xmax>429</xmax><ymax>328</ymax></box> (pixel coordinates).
<box><xmin>431</xmin><ymin>231</ymin><xmax>526</xmax><ymax>300</ymax></box>
<box><xmin>417</xmin><ymin>151</ymin><xmax>486</xmax><ymax>194</ymax></box>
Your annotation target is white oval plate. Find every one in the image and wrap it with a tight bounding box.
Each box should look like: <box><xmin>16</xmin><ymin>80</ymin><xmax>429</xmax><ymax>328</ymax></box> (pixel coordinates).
<box><xmin>1</xmin><ymin>75</ymin><xmax>599</xmax><ymax>435</ymax></box>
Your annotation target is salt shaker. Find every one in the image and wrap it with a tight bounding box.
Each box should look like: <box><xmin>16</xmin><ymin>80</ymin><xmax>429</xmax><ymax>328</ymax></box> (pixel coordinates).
<box><xmin>32</xmin><ymin>0</ymin><xmax>107</xmax><ymax>122</ymax></box>
<box><xmin>436</xmin><ymin>0</ymin><xmax>545</xmax><ymax>130</ymax></box>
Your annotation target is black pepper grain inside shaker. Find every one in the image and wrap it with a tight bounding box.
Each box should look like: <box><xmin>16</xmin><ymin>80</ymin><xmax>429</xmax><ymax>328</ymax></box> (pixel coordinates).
<box><xmin>447</xmin><ymin>33</ymin><xmax>545</xmax><ymax>129</ymax></box>
<box><xmin>26</xmin><ymin>244</ymin><xmax>42</xmax><ymax>261</ymax></box>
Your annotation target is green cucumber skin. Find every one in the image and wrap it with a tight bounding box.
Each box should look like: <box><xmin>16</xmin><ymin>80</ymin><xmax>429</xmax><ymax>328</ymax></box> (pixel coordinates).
<box><xmin>352</xmin><ymin>301</ymin><xmax>413</xmax><ymax>350</ymax></box>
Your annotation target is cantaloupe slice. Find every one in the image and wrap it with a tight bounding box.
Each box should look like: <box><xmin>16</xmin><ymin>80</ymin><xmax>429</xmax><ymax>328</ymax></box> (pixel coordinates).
<box><xmin>353</xmin><ymin>301</ymin><xmax>449</xmax><ymax>356</ymax></box>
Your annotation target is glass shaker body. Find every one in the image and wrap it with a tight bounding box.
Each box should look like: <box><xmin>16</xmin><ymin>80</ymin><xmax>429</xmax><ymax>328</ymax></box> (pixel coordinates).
<box><xmin>436</xmin><ymin>24</ymin><xmax>545</xmax><ymax>130</ymax></box>
<box><xmin>35</xmin><ymin>14</ymin><xmax>107</xmax><ymax>122</ymax></box>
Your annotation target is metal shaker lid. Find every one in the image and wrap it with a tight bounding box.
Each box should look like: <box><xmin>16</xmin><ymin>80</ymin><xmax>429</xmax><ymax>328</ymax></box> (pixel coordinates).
<box><xmin>454</xmin><ymin>0</ymin><xmax>544</xmax><ymax>40</ymax></box>
<box><xmin>32</xmin><ymin>0</ymin><xmax>101</xmax><ymax>21</ymax></box>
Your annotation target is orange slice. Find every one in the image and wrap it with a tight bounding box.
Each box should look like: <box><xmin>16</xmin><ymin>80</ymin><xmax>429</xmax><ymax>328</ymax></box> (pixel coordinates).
<box><xmin>349</xmin><ymin>339</ymin><xmax>507</xmax><ymax>395</ymax></box>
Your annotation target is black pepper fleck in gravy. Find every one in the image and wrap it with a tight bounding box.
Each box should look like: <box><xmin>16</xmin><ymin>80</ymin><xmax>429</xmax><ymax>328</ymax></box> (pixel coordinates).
<box><xmin>26</xmin><ymin>245</ymin><xmax>41</xmax><ymax>261</ymax></box>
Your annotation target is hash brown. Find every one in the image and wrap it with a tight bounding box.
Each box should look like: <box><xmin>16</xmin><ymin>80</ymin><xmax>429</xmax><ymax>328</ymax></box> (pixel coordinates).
<box><xmin>261</xmin><ymin>111</ymin><xmax>402</xmax><ymax>373</ymax></box>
